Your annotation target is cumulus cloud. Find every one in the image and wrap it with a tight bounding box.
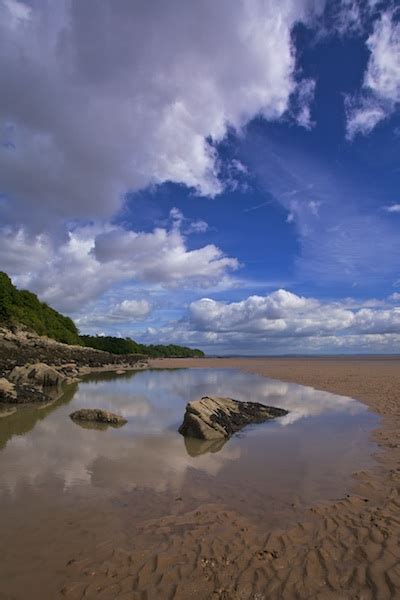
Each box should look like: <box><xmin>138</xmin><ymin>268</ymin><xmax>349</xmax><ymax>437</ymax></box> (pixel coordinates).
<box><xmin>0</xmin><ymin>0</ymin><xmax>323</xmax><ymax>230</ymax></box>
<box><xmin>75</xmin><ymin>298</ymin><xmax>152</xmax><ymax>331</ymax></box>
<box><xmin>346</xmin><ymin>9</ymin><xmax>400</xmax><ymax>139</ymax></box>
<box><xmin>142</xmin><ymin>289</ymin><xmax>400</xmax><ymax>353</ymax></box>
<box><xmin>3</xmin><ymin>219</ymin><xmax>238</xmax><ymax>312</ymax></box>
<box><xmin>115</xmin><ymin>300</ymin><xmax>151</xmax><ymax>319</ymax></box>
<box><xmin>188</xmin><ymin>290</ymin><xmax>355</xmax><ymax>335</ymax></box>
<box><xmin>93</xmin><ymin>227</ymin><xmax>239</xmax><ymax>286</ymax></box>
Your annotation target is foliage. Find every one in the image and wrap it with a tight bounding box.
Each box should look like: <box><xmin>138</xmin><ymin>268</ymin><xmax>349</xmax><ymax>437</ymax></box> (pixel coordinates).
<box><xmin>0</xmin><ymin>272</ymin><xmax>81</xmax><ymax>344</ymax></box>
<box><xmin>0</xmin><ymin>272</ymin><xmax>205</xmax><ymax>356</ymax></box>
<box><xmin>80</xmin><ymin>335</ymin><xmax>205</xmax><ymax>358</ymax></box>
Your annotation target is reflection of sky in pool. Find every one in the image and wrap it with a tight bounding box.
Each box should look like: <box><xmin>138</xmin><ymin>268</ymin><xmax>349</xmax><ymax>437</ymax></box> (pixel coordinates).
<box><xmin>0</xmin><ymin>369</ymin><xmax>378</xmax><ymax>514</ymax></box>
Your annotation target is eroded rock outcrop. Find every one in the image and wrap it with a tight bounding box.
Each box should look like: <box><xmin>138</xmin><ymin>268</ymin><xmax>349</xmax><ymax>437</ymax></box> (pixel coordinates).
<box><xmin>70</xmin><ymin>409</ymin><xmax>127</xmax><ymax>427</ymax></box>
<box><xmin>178</xmin><ymin>396</ymin><xmax>288</xmax><ymax>440</ymax></box>
<box><xmin>9</xmin><ymin>363</ymin><xmax>66</xmax><ymax>388</ymax></box>
<box><xmin>0</xmin><ymin>377</ymin><xmax>17</xmax><ymax>402</ymax></box>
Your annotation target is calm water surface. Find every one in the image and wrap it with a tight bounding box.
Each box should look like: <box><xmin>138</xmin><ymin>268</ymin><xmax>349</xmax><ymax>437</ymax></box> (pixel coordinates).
<box><xmin>0</xmin><ymin>368</ymin><xmax>379</xmax><ymax>598</ymax></box>
<box><xmin>0</xmin><ymin>368</ymin><xmax>378</xmax><ymax>516</ymax></box>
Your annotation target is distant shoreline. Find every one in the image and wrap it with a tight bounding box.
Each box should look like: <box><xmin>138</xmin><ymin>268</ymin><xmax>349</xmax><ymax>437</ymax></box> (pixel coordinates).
<box><xmin>204</xmin><ymin>353</ymin><xmax>400</xmax><ymax>359</ymax></box>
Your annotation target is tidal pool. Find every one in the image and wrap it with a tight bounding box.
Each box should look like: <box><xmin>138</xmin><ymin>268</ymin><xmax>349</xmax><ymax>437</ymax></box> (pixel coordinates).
<box><xmin>0</xmin><ymin>368</ymin><xmax>378</xmax><ymax>599</ymax></box>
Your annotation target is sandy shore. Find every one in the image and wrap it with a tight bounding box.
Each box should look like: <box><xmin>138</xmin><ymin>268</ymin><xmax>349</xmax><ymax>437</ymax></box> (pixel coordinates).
<box><xmin>7</xmin><ymin>357</ymin><xmax>400</xmax><ymax>600</ymax></box>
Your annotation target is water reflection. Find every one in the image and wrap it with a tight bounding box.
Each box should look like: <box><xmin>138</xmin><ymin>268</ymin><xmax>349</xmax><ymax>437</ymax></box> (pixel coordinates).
<box><xmin>0</xmin><ymin>369</ymin><xmax>377</xmax><ymax>507</ymax></box>
<box><xmin>184</xmin><ymin>436</ymin><xmax>228</xmax><ymax>457</ymax></box>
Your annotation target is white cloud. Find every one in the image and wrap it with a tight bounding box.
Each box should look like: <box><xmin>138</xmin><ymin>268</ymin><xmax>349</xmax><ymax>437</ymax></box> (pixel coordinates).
<box><xmin>0</xmin><ymin>227</ymin><xmax>50</xmax><ymax>273</ymax></box>
<box><xmin>345</xmin><ymin>97</ymin><xmax>387</xmax><ymax>139</ymax></box>
<box><xmin>188</xmin><ymin>290</ymin><xmax>355</xmax><ymax>335</ymax></box>
<box><xmin>346</xmin><ymin>10</ymin><xmax>400</xmax><ymax>139</ymax></box>
<box><xmin>294</xmin><ymin>78</ymin><xmax>316</xmax><ymax>129</ymax></box>
<box><xmin>75</xmin><ymin>299</ymin><xmax>152</xmax><ymax>330</ymax></box>
<box><xmin>93</xmin><ymin>227</ymin><xmax>239</xmax><ymax>286</ymax></box>
<box><xmin>169</xmin><ymin>207</ymin><xmax>209</xmax><ymax>234</ymax></box>
<box><xmin>3</xmin><ymin>0</ymin><xmax>30</xmax><ymax>23</ymax></box>
<box><xmin>141</xmin><ymin>289</ymin><xmax>400</xmax><ymax>353</ymax></box>
<box><xmin>186</xmin><ymin>220</ymin><xmax>209</xmax><ymax>234</ymax></box>
<box><xmin>3</xmin><ymin>218</ymin><xmax>238</xmax><ymax>312</ymax></box>
<box><xmin>364</xmin><ymin>11</ymin><xmax>400</xmax><ymax>103</ymax></box>
<box><xmin>383</xmin><ymin>203</ymin><xmax>400</xmax><ymax>213</ymax></box>
<box><xmin>0</xmin><ymin>0</ymin><xmax>323</xmax><ymax>230</ymax></box>
<box><xmin>116</xmin><ymin>299</ymin><xmax>151</xmax><ymax>319</ymax></box>
<box><xmin>334</xmin><ymin>0</ymin><xmax>363</xmax><ymax>35</ymax></box>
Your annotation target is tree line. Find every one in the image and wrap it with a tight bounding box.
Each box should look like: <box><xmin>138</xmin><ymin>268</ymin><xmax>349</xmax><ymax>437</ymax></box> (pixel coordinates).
<box><xmin>0</xmin><ymin>272</ymin><xmax>204</xmax><ymax>357</ymax></box>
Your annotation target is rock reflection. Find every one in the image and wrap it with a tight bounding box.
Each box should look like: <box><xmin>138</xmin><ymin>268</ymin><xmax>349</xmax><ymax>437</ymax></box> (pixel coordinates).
<box><xmin>0</xmin><ymin>383</ymin><xmax>77</xmax><ymax>451</ymax></box>
<box><xmin>184</xmin><ymin>436</ymin><xmax>228</xmax><ymax>457</ymax></box>
<box><xmin>0</xmin><ymin>369</ymin><xmax>376</xmax><ymax>503</ymax></box>
<box><xmin>71</xmin><ymin>420</ymin><xmax>124</xmax><ymax>431</ymax></box>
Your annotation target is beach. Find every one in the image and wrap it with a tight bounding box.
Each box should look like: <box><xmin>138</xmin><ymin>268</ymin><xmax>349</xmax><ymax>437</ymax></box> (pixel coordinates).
<box><xmin>139</xmin><ymin>356</ymin><xmax>400</xmax><ymax>599</ymax></box>
<box><xmin>1</xmin><ymin>356</ymin><xmax>400</xmax><ymax>600</ymax></box>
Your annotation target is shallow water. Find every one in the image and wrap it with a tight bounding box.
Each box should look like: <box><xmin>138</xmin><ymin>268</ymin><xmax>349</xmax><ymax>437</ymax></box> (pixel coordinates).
<box><xmin>0</xmin><ymin>368</ymin><xmax>378</xmax><ymax>598</ymax></box>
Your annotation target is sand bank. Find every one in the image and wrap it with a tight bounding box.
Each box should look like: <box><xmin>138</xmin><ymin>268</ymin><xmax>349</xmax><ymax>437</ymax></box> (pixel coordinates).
<box><xmin>3</xmin><ymin>357</ymin><xmax>400</xmax><ymax>599</ymax></box>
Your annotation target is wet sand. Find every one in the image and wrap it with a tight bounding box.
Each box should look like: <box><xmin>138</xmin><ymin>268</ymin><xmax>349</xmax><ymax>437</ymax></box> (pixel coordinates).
<box><xmin>2</xmin><ymin>357</ymin><xmax>400</xmax><ymax>599</ymax></box>
<box><xmin>135</xmin><ymin>356</ymin><xmax>399</xmax><ymax>599</ymax></box>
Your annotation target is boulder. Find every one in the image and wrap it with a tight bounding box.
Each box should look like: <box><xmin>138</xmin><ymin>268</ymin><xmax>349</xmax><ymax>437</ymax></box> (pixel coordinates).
<box><xmin>178</xmin><ymin>396</ymin><xmax>288</xmax><ymax>440</ymax></box>
<box><xmin>9</xmin><ymin>363</ymin><xmax>66</xmax><ymax>388</ymax></box>
<box><xmin>70</xmin><ymin>408</ymin><xmax>127</xmax><ymax>426</ymax></box>
<box><xmin>0</xmin><ymin>378</ymin><xmax>17</xmax><ymax>402</ymax></box>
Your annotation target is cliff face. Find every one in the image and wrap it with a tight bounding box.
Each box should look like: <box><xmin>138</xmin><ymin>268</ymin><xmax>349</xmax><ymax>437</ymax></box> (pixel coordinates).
<box><xmin>0</xmin><ymin>327</ymin><xmax>147</xmax><ymax>381</ymax></box>
<box><xmin>0</xmin><ymin>272</ymin><xmax>204</xmax><ymax>359</ymax></box>
<box><xmin>0</xmin><ymin>327</ymin><xmax>147</xmax><ymax>406</ymax></box>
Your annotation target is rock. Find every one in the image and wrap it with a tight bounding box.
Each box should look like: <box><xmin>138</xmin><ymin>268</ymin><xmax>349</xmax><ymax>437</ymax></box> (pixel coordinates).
<box><xmin>0</xmin><ymin>377</ymin><xmax>17</xmax><ymax>402</ymax></box>
<box><xmin>69</xmin><ymin>408</ymin><xmax>127</xmax><ymax>426</ymax></box>
<box><xmin>9</xmin><ymin>363</ymin><xmax>66</xmax><ymax>388</ymax></box>
<box><xmin>59</xmin><ymin>363</ymin><xmax>78</xmax><ymax>374</ymax></box>
<box><xmin>178</xmin><ymin>396</ymin><xmax>288</xmax><ymax>440</ymax></box>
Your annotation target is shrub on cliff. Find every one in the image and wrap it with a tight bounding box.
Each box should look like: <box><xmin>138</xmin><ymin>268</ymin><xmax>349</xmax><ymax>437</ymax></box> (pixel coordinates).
<box><xmin>0</xmin><ymin>272</ymin><xmax>205</xmax><ymax>356</ymax></box>
<box><xmin>0</xmin><ymin>272</ymin><xmax>80</xmax><ymax>344</ymax></box>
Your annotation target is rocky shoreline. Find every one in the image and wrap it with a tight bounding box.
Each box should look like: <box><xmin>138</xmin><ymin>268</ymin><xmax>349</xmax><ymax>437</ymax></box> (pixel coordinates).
<box><xmin>0</xmin><ymin>327</ymin><xmax>148</xmax><ymax>408</ymax></box>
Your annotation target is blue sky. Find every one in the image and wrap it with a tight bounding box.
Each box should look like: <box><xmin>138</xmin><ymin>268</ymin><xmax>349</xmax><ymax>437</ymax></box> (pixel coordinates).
<box><xmin>0</xmin><ymin>0</ymin><xmax>399</xmax><ymax>354</ymax></box>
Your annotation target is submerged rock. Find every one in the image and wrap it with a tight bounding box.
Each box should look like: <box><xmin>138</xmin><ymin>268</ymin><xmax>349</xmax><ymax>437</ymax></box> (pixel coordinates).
<box><xmin>9</xmin><ymin>363</ymin><xmax>66</xmax><ymax>388</ymax></box>
<box><xmin>178</xmin><ymin>396</ymin><xmax>288</xmax><ymax>440</ymax></box>
<box><xmin>70</xmin><ymin>408</ymin><xmax>127</xmax><ymax>426</ymax></box>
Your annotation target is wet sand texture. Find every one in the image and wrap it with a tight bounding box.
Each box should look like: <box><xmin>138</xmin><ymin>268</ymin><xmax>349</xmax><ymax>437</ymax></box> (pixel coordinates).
<box><xmin>1</xmin><ymin>356</ymin><xmax>400</xmax><ymax>599</ymax></box>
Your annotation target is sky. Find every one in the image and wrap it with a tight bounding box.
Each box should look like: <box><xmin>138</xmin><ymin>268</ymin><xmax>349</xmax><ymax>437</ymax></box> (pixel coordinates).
<box><xmin>0</xmin><ymin>0</ymin><xmax>400</xmax><ymax>355</ymax></box>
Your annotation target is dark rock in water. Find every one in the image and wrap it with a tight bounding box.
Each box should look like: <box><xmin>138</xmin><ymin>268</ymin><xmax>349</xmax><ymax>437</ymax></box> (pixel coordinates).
<box><xmin>70</xmin><ymin>408</ymin><xmax>127</xmax><ymax>427</ymax></box>
<box><xmin>178</xmin><ymin>396</ymin><xmax>288</xmax><ymax>440</ymax></box>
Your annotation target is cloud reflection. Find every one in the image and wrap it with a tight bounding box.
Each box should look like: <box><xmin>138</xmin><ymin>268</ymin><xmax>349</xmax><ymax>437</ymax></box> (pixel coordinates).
<box><xmin>0</xmin><ymin>368</ymin><xmax>369</xmax><ymax>497</ymax></box>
